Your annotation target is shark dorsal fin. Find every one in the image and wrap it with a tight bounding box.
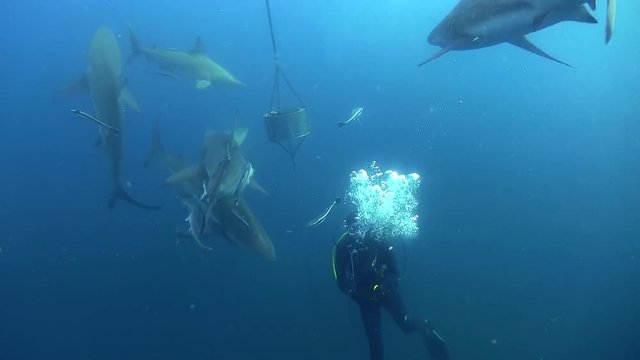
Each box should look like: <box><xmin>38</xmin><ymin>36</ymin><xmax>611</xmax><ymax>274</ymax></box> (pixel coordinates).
<box><xmin>191</xmin><ymin>36</ymin><xmax>206</xmax><ymax>55</ymax></box>
<box><xmin>233</xmin><ymin>128</ymin><xmax>249</xmax><ymax>146</ymax></box>
<box><xmin>229</xmin><ymin>110</ymin><xmax>248</xmax><ymax>145</ymax></box>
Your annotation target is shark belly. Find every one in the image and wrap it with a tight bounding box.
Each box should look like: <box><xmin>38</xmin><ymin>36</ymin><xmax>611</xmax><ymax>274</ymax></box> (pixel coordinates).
<box><xmin>144</xmin><ymin>50</ymin><xmax>206</xmax><ymax>80</ymax></box>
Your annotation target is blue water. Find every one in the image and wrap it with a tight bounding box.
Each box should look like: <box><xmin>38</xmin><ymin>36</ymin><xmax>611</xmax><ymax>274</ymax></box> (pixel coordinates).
<box><xmin>1</xmin><ymin>1</ymin><xmax>639</xmax><ymax>359</ymax></box>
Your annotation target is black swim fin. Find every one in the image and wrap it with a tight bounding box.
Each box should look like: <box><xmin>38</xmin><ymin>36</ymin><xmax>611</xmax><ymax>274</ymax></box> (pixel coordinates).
<box><xmin>424</xmin><ymin>324</ymin><xmax>450</xmax><ymax>360</ymax></box>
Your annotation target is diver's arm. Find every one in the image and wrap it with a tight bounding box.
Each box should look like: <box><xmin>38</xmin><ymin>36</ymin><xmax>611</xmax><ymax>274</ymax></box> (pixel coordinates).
<box><xmin>376</xmin><ymin>241</ymin><xmax>400</xmax><ymax>291</ymax></box>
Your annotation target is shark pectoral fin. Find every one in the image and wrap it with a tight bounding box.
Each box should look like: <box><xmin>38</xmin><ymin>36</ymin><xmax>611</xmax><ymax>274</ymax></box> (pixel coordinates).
<box><xmin>195</xmin><ymin>80</ymin><xmax>211</xmax><ymax>89</ymax></box>
<box><xmin>165</xmin><ymin>165</ymin><xmax>202</xmax><ymax>185</ymax></box>
<box><xmin>509</xmin><ymin>37</ymin><xmax>571</xmax><ymax>67</ymax></box>
<box><xmin>418</xmin><ymin>46</ymin><xmax>453</xmax><ymax>67</ymax></box>
<box><xmin>605</xmin><ymin>0</ymin><xmax>617</xmax><ymax>44</ymax></box>
<box><xmin>248</xmin><ymin>179</ymin><xmax>269</xmax><ymax>196</ymax></box>
<box><xmin>55</xmin><ymin>74</ymin><xmax>89</xmax><ymax>100</ymax></box>
<box><xmin>120</xmin><ymin>87</ymin><xmax>141</xmax><ymax>112</ymax></box>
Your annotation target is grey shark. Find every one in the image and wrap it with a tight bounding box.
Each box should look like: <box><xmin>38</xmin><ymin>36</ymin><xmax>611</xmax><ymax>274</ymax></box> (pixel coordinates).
<box><xmin>165</xmin><ymin>119</ymin><xmax>267</xmax><ymax>211</ymax></box>
<box><xmin>127</xmin><ymin>27</ymin><xmax>245</xmax><ymax>89</ymax></box>
<box><xmin>66</xmin><ymin>27</ymin><xmax>160</xmax><ymax>210</ymax></box>
<box><xmin>420</xmin><ymin>0</ymin><xmax>605</xmax><ymax>66</ymax></box>
<box><xmin>145</xmin><ymin>117</ymin><xmax>275</xmax><ymax>260</ymax></box>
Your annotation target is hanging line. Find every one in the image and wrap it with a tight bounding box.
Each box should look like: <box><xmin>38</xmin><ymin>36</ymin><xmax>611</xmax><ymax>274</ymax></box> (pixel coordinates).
<box><xmin>265</xmin><ymin>0</ymin><xmax>306</xmax><ymax>112</ymax></box>
<box><xmin>275</xmin><ymin>137</ymin><xmax>306</xmax><ymax>170</ymax></box>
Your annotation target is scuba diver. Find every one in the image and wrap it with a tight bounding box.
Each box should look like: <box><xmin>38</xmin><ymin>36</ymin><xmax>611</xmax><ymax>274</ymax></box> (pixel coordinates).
<box><xmin>332</xmin><ymin>212</ymin><xmax>450</xmax><ymax>360</ymax></box>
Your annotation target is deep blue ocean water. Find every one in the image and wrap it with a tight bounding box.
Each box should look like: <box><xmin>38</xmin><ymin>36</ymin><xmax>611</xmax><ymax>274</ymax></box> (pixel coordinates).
<box><xmin>0</xmin><ymin>1</ymin><xmax>638</xmax><ymax>359</ymax></box>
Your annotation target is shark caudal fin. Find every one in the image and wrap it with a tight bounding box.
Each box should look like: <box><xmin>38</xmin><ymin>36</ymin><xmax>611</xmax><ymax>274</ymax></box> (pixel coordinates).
<box><xmin>127</xmin><ymin>26</ymin><xmax>143</xmax><ymax>64</ymax></box>
<box><xmin>109</xmin><ymin>183</ymin><xmax>162</xmax><ymax>210</ymax></box>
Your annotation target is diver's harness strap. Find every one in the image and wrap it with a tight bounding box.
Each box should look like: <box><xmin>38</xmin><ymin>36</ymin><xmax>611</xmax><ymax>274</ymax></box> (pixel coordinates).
<box><xmin>333</xmin><ymin>232</ymin><xmax>387</xmax><ymax>298</ymax></box>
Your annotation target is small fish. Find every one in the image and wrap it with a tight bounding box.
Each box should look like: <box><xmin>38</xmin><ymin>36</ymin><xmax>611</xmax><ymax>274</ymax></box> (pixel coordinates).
<box><xmin>181</xmin><ymin>195</ymin><xmax>213</xmax><ymax>251</ymax></box>
<box><xmin>307</xmin><ymin>197</ymin><xmax>342</xmax><ymax>227</ymax></box>
<box><xmin>338</xmin><ymin>107</ymin><xmax>364</xmax><ymax>128</ymax></box>
<box><xmin>70</xmin><ymin>109</ymin><xmax>120</xmax><ymax>134</ymax></box>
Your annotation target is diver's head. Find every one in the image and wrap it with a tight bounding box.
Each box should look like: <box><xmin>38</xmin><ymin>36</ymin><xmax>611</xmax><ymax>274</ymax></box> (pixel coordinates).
<box><xmin>345</xmin><ymin>211</ymin><xmax>370</xmax><ymax>240</ymax></box>
<box><xmin>344</xmin><ymin>211</ymin><xmax>360</xmax><ymax>228</ymax></box>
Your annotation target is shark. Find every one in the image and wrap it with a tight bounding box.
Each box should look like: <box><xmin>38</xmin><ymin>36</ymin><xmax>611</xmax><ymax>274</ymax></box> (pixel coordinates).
<box><xmin>165</xmin><ymin>116</ymin><xmax>267</xmax><ymax>213</ymax></box>
<box><xmin>420</xmin><ymin>0</ymin><xmax>611</xmax><ymax>66</ymax></box>
<box><xmin>177</xmin><ymin>196</ymin><xmax>276</xmax><ymax>261</ymax></box>
<box><xmin>127</xmin><ymin>27</ymin><xmax>245</xmax><ymax>89</ymax></box>
<box><xmin>145</xmin><ymin>119</ymin><xmax>275</xmax><ymax>260</ymax></box>
<box><xmin>64</xmin><ymin>27</ymin><xmax>160</xmax><ymax>210</ymax></box>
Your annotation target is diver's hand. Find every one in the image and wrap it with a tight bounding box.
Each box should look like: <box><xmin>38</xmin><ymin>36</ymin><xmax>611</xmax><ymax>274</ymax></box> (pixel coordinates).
<box><xmin>347</xmin><ymin>289</ymin><xmax>359</xmax><ymax>300</ymax></box>
<box><xmin>372</xmin><ymin>283</ymin><xmax>391</xmax><ymax>295</ymax></box>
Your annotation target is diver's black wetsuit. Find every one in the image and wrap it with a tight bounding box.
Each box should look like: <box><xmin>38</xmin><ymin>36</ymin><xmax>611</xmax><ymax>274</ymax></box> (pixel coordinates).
<box><xmin>334</xmin><ymin>232</ymin><xmax>449</xmax><ymax>360</ymax></box>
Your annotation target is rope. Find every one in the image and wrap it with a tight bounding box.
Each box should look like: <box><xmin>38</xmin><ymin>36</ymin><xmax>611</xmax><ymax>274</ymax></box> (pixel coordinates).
<box><xmin>279</xmin><ymin>68</ymin><xmax>306</xmax><ymax>108</ymax></box>
<box><xmin>264</xmin><ymin>0</ymin><xmax>305</xmax><ymax>110</ymax></box>
<box><xmin>265</xmin><ymin>0</ymin><xmax>306</xmax><ymax>171</ymax></box>
<box><xmin>265</xmin><ymin>0</ymin><xmax>278</xmax><ymax>58</ymax></box>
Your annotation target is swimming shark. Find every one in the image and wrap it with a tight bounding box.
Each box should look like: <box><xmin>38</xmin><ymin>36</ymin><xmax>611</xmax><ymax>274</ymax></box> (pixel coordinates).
<box><xmin>65</xmin><ymin>27</ymin><xmax>160</xmax><ymax>210</ymax></box>
<box><xmin>127</xmin><ymin>27</ymin><xmax>245</xmax><ymax>89</ymax></box>
<box><xmin>420</xmin><ymin>0</ymin><xmax>607</xmax><ymax>66</ymax></box>
<box><xmin>144</xmin><ymin>120</ymin><xmax>275</xmax><ymax>260</ymax></box>
<box><xmin>165</xmin><ymin>117</ymin><xmax>267</xmax><ymax>211</ymax></box>
<box><xmin>177</xmin><ymin>196</ymin><xmax>276</xmax><ymax>261</ymax></box>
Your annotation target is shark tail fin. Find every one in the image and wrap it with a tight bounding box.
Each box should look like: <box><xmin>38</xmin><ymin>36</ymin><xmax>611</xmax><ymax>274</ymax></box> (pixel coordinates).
<box><xmin>109</xmin><ymin>183</ymin><xmax>162</xmax><ymax>210</ymax></box>
<box><xmin>127</xmin><ymin>25</ymin><xmax>143</xmax><ymax>64</ymax></box>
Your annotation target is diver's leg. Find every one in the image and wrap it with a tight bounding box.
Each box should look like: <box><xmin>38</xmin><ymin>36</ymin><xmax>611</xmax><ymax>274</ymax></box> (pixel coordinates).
<box><xmin>358</xmin><ymin>300</ymin><xmax>384</xmax><ymax>360</ymax></box>
<box><xmin>380</xmin><ymin>290</ymin><xmax>425</xmax><ymax>334</ymax></box>
<box><xmin>381</xmin><ymin>291</ymin><xmax>450</xmax><ymax>360</ymax></box>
